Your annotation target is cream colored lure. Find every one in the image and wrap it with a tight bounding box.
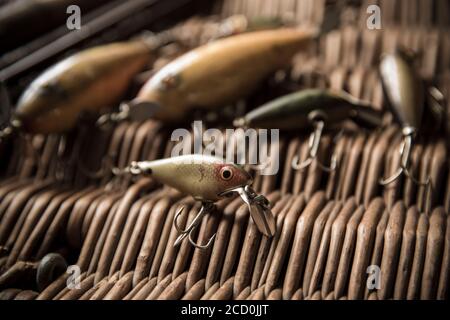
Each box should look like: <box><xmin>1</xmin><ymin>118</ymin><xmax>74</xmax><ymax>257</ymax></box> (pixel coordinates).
<box><xmin>127</xmin><ymin>154</ymin><xmax>252</xmax><ymax>202</ymax></box>
<box><xmin>123</xmin><ymin>155</ymin><xmax>276</xmax><ymax>247</ymax></box>
<box><xmin>15</xmin><ymin>40</ymin><xmax>152</xmax><ymax>134</ymax></box>
<box><xmin>132</xmin><ymin>28</ymin><xmax>317</xmax><ymax>122</ymax></box>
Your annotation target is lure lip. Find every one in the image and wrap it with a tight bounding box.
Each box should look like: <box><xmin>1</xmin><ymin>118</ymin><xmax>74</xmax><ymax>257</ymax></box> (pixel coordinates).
<box><xmin>217</xmin><ymin>178</ymin><xmax>253</xmax><ymax>198</ymax></box>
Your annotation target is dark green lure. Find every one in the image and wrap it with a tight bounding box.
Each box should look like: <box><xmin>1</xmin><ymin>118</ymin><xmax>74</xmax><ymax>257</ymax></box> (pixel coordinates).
<box><xmin>234</xmin><ymin>89</ymin><xmax>383</xmax><ymax>130</ymax></box>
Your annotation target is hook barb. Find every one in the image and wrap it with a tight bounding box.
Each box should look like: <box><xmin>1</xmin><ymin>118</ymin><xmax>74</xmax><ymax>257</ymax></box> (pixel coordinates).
<box><xmin>188</xmin><ymin>232</ymin><xmax>216</xmax><ymax>250</ymax></box>
<box><xmin>292</xmin><ymin>155</ymin><xmax>313</xmax><ymax>171</ymax></box>
<box><xmin>379</xmin><ymin>167</ymin><xmax>404</xmax><ymax>186</ymax></box>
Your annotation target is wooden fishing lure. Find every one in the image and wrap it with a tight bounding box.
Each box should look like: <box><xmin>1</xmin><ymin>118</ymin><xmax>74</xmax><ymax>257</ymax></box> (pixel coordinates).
<box><xmin>233</xmin><ymin>89</ymin><xmax>382</xmax><ymax>173</ymax></box>
<box><xmin>129</xmin><ymin>28</ymin><xmax>317</xmax><ymax>123</ymax></box>
<box><xmin>234</xmin><ymin>89</ymin><xmax>383</xmax><ymax>130</ymax></box>
<box><xmin>124</xmin><ymin>154</ymin><xmax>252</xmax><ymax>202</ymax></box>
<box><xmin>120</xmin><ymin>155</ymin><xmax>276</xmax><ymax>248</ymax></box>
<box><xmin>9</xmin><ymin>39</ymin><xmax>156</xmax><ymax>135</ymax></box>
<box><xmin>379</xmin><ymin>51</ymin><xmax>424</xmax><ymax>133</ymax></box>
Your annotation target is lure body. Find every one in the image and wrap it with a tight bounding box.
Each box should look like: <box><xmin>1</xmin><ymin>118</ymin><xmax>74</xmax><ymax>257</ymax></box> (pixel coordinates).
<box><xmin>133</xmin><ymin>28</ymin><xmax>316</xmax><ymax>122</ymax></box>
<box><xmin>15</xmin><ymin>41</ymin><xmax>151</xmax><ymax>134</ymax></box>
<box><xmin>379</xmin><ymin>52</ymin><xmax>424</xmax><ymax>131</ymax></box>
<box><xmin>234</xmin><ymin>89</ymin><xmax>382</xmax><ymax>130</ymax></box>
<box><xmin>133</xmin><ymin>155</ymin><xmax>252</xmax><ymax>202</ymax></box>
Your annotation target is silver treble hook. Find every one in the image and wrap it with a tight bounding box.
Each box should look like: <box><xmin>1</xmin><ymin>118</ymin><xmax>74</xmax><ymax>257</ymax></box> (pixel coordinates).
<box><xmin>380</xmin><ymin>127</ymin><xmax>433</xmax><ymax>213</ymax></box>
<box><xmin>173</xmin><ymin>202</ymin><xmax>216</xmax><ymax>250</ymax></box>
<box><xmin>380</xmin><ymin>128</ymin><xmax>431</xmax><ymax>187</ymax></box>
<box><xmin>291</xmin><ymin>118</ymin><xmax>338</xmax><ymax>173</ymax></box>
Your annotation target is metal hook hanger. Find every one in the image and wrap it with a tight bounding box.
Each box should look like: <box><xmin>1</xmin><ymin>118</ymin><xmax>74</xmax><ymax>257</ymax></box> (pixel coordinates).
<box><xmin>173</xmin><ymin>202</ymin><xmax>216</xmax><ymax>250</ymax></box>
<box><xmin>291</xmin><ymin>119</ymin><xmax>338</xmax><ymax>173</ymax></box>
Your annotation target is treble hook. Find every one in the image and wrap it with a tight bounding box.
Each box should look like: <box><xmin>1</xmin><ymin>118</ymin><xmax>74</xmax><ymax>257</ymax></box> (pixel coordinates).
<box><xmin>291</xmin><ymin>117</ymin><xmax>338</xmax><ymax>173</ymax></box>
<box><xmin>380</xmin><ymin>128</ymin><xmax>433</xmax><ymax>214</ymax></box>
<box><xmin>173</xmin><ymin>202</ymin><xmax>216</xmax><ymax>250</ymax></box>
<box><xmin>380</xmin><ymin>127</ymin><xmax>431</xmax><ymax>187</ymax></box>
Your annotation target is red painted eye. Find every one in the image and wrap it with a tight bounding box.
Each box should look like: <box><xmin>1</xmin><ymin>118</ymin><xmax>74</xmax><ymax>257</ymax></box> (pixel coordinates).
<box><xmin>220</xmin><ymin>166</ymin><xmax>234</xmax><ymax>181</ymax></box>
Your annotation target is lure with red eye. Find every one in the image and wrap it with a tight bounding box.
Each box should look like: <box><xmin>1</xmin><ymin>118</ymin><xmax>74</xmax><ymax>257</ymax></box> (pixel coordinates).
<box><xmin>219</xmin><ymin>165</ymin><xmax>234</xmax><ymax>181</ymax></box>
<box><xmin>214</xmin><ymin>163</ymin><xmax>252</xmax><ymax>196</ymax></box>
<box><xmin>126</xmin><ymin>155</ymin><xmax>275</xmax><ymax>247</ymax></box>
<box><xmin>132</xmin><ymin>155</ymin><xmax>252</xmax><ymax>202</ymax></box>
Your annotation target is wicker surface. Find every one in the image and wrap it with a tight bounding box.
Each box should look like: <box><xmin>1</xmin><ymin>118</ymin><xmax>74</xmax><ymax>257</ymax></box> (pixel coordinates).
<box><xmin>0</xmin><ymin>0</ymin><xmax>449</xmax><ymax>300</ymax></box>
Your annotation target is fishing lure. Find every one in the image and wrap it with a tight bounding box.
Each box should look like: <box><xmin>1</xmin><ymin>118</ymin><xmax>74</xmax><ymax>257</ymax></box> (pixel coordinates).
<box><xmin>0</xmin><ymin>36</ymin><xmax>168</xmax><ymax>139</ymax></box>
<box><xmin>117</xmin><ymin>154</ymin><xmax>276</xmax><ymax>249</ymax></box>
<box><xmin>109</xmin><ymin>28</ymin><xmax>317</xmax><ymax>124</ymax></box>
<box><xmin>234</xmin><ymin>89</ymin><xmax>383</xmax><ymax>172</ymax></box>
<box><xmin>379</xmin><ymin>50</ymin><xmax>432</xmax><ymax>188</ymax></box>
